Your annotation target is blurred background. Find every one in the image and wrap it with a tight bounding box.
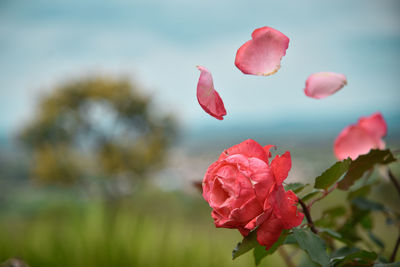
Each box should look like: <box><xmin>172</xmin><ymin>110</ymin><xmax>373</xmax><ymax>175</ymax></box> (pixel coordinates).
<box><xmin>0</xmin><ymin>0</ymin><xmax>399</xmax><ymax>266</ymax></box>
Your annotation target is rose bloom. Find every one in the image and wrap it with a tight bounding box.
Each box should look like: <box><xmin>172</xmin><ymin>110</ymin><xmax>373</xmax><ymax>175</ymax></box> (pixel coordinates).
<box><xmin>334</xmin><ymin>112</ymin><xmax>387</xmax><ymax>160</ymax></box>
<box><xmin>202</xmin><ymin>139</ymin><xmax>304</xmax><ymax>249</ymax></box>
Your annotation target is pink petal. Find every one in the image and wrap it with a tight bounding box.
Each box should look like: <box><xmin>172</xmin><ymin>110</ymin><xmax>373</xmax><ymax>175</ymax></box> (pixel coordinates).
<box><xmin>256</xmin><ymin>214</ymin><xmax>283</xmax><ymax>250</ymax></box>
<box><xmin>196</xmin><ymin>66</ymin><xmax>227</xmax><ymax>120</ymax></box>
<box><xmin>270</xmin><ymin>151</ymin><xmax>291</xmax><ymax>185</ymax></box>
<box><xmin>334</xmin><ymin>124</ymin><xmax>383</xmax><ymax>160</ymax></box>
<box><xmin>235</xmin><ymin>26</ymin><xmax>289</xmax><ymax>76</ymax></box>
<box><xmin>304</xmin><ymin>72</ymin><xmax>347</xmax><ymax>99</ymax></box>
<box><xmin>358</xmin><ymin>112</ymin><xmax>387</xmax><ymax>140</ymax></box>
<box><xmin>218</xmin><ymin>139</ymin><xmax>269</xmax><ymax>163</ymax></box>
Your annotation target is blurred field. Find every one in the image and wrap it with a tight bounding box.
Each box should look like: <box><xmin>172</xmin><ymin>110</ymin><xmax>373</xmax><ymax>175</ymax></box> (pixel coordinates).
<box><xmin>0</xmin><ymin>185</ymin><xmax>283</xmax><ymax>267</ymax></box>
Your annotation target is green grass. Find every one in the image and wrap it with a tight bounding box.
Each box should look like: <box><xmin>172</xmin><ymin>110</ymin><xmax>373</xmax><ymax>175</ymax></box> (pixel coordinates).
<box><xmin>0</xmin><ymin>187</ymin><xmax>281</xmax><ymax>267</ymax></box>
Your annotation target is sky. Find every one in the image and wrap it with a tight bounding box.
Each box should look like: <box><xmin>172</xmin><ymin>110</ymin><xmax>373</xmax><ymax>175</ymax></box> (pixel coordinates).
<box><xmin>1</xmin><ymin>0</ymin><xmax>399</xmax><ymax>140</ymax></box>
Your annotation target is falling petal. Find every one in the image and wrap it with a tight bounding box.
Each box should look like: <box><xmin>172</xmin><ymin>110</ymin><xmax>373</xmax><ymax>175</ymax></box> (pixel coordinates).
<box><xmin>196</xmin><ymin>66</ymin><xmax>227</xmax><ymax>120</ymax></box>
<box><xmin>304</xmin><ymin>72</ymin><xmax>347</xmax><ymax>99</ymax></box>
<box><xmin>235</xmin><ymin>26</ymin><xmax>289</xmax><ymax>76</ymax></box>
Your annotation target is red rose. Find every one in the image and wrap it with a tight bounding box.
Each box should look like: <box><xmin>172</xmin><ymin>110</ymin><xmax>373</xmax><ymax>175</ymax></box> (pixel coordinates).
<box><xmin>202</xmin><ymin>139</ymin><xmax>304</xmax><ymax>249</ymax></box>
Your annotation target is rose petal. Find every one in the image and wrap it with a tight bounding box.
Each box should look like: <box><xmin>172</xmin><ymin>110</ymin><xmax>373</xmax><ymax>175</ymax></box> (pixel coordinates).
<box><xmin>218</xmin><ymin>139</ymin><xmax>269</xmax><ymax>163</ymax></box>
<box><xmin>263</xmin><ymin>145</ymin><xmax>276</xmax><ymax>164</ymax></box>
<box><xmin>230</xmin><ymin>197</ymin><xmax>263</xmax><ymax>224</ymax></box>
<box><xmin>245</xmin><ymin>210</ymin><xmax>271</xmax><ymax>230</ymax></box>
<box><xmin>238</xmin><ymin>227</ymin><xmax>250</xmax><ymax>237</ymax></box>
<box><xmin>256</xmin><ymin>214</ymin><xmax>283</xmax><ymax>250</ymax></box>
<box><xmin>270</xmin><ymin>186</ymin><xmax>304</xmax><ymax>229</ymax></box>
<box><xmin>248</xmin><ymin>157</ymin><xmax>275</xmax><ymax>205</ymax></box>
<box><xmin>235</xmin><ymin>26</ymin><xmax>289</xmax><ymax>76</ymax></box>
<box><xmin>358</xmin><ymin>112</ymin><xmax>387</xmax><ymax>140</ymax></box>
<box><xmin>304</xmin><ymin>72</ymin><xmax>347</xmax><ymax>99</ymax></box>
<box><xmin>334</xmin><ymin>125</ymin><xmax>383</xmax><ymax>160</ymax></box>
<box><xmin>196</xmin><ymin>66</ymin><xmax>227</xmax><ymax>120</ymax></box>
<box><xmin>211</xmin><ymin>210</ymin><xmax>236</xmax><ymax>228</ymax></box>
<box><xmin>209</xmin><ymin>178</ymin><xmax>230</xmax><ymax>207</ymax></box>
<box><xmin>270</xmin><ymin>151</ymin><xmax>291</xmax><ymax>185</ymax></box>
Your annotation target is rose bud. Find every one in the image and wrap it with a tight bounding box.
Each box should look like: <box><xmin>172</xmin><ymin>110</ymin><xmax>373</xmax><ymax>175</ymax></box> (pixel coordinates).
<box><xmin>202</xmin><ymin>139</ymin><xmax>304</xmax><ymax>249</ymax></box>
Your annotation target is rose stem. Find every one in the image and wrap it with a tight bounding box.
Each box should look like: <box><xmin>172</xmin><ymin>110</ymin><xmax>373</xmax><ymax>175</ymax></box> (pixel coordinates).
<box><xmin>278</xmin><ymin>247</ymin><xmax>296</xmax><ymax>267</ymax></box>
<box><xmin>298</xmin><ymin>198</ymin><xmax>318</xmax><ymax>234</ymax></box>
<box><xmin>390</xmin><ymin>231</ymin><xmax>400</xmax><ymax>262</ymax></box>
<box><xmin>388</xmin><ymin>168</ymin><xmax>400</xmax><ymax>199</ymax></box>
<box><xmin>388</xmin><ymin>168</ymin><xmax>400</xmax><ymax>262</ymax></box>
<box><xmin>307</xmin><ymin>184</ymin><xmax>337</xmax><ymax>209</ymax></box>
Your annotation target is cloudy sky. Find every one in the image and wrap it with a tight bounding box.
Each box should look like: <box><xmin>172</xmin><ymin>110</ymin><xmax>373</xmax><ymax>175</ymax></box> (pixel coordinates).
<box><xmin>1</xmin><ymin>0</ymin><xmax>399</xmax><ymax>139</ymax></box>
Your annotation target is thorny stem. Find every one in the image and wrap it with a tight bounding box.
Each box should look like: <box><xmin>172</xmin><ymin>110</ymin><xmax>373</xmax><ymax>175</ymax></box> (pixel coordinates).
<box><xmin>390</xmin><ymin>232</ymin><xmax>400</xmax><ymax>262</ymax></box>
<box><xmin>298</xmin><ymin>198</ymin><xmax>318</xmax><ymax>234</ymax></box>
<box><xmin>278</xmin><ymin>247</ymin><xmax>296</xmax><ymax>267</ymax></box>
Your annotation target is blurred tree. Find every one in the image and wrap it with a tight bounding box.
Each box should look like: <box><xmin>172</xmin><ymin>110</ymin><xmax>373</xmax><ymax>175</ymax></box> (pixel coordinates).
<box><xmin>19</xmin><ymin>77</ymin><xmax>176</xmax><ymax>196</ymax></box>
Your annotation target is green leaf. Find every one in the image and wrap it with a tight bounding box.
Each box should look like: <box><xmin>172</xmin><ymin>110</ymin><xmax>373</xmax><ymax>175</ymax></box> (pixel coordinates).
<box><xmin>302</xmin><ymin>189</ymin><xmax>322</xmax><ymax>202</ymax></box>
<box><xmin>351</xmin><ymin>197</ymin><xmax>385</xmax><ymax>212</ymax></box>
<box><xmin>338</xmin><ymin>149</ymin><xmax>396</xmax><ymax>190</ymax></box>
<box><xmin>332</xmin><ymin>250</ymin><xmax>377</xmax><ymax>267</ymax></box>
<box><xmin>368</xmin><ymin>231</ymin><xmax>384</xmax><ymax>249</ymax></box>
<box><xmin>315</xmin><ymin>206</ymin><xmax>347</xmax><ymax>228</ymax></box>
<box><xmin>323</xmin><ymin>206</ymin><xmax>347</xmax><ymax>218</ymax></box>
<box><xmin>319</xmin><ymin>228</ymin><xmax>343</xmax><ymax>240</ymax></box>
<box><xmin>284</xmin><ymin>234</ymin><xmax>297</xmax><ymax>245</ymax></box>
<box><xmin>293</xmin><ymin>228</ymin><xmax>330</xmax><ymax>267</ymax></box>
<box><xmin>314</xmin><ymin>206</ymin><xmax>346</xmax><ymax>228</ymax></box>
<box><xmin>360</xmin><ymin>213</ymin><xmax>373</xmax><ymax>230</ymax></box>
<box><xmin>374</xmin><ymin>263</ymin><xmax>400</xmax><ymax>267</ymax></box>
<box><xmin>285</xmin><ymin>182</ymin><xmax>308</xmax><ymax>193</ymax></box>
<box><xmin>348</xmin><ymin>185</ymin><xmax>372</xmax><ymax>200</ymax></box>
<box><xmin>314</xmin><ymin>158</ymin><xmax>352</xmax><ymax>190</ymax></box>
<box><xmin>337</xmin><ymin>204</ymin><xmax>370</xmax><ymax>244</ymax></box>
<box><xmin>232</xmin><ymin>230</ymin><xmax>258</xmax><ymax>260</ymax></box>
<box><xmin>253</xmin><ymin>233</ymin><xmax>287</xmax><ymax>265</ymax></box>
<box><xmin>331</xmin><ymin>246</ymin><xmax>360</xmax><ymax>258</ymax></box>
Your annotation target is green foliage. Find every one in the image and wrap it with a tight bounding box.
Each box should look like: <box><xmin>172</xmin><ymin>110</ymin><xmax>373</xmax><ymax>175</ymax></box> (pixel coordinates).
<box><xmin>18</xmin><ymin>77</ymin><xmax>176</xmax><ymax>192</ymax></box>
<box><xmin>292</xmin><ymin>228</ymin><xmax>330</xmax><ymax>267</ymax></box>
<box><xmin>347</xmin><ymin>185</ymin><xmax>372</xmax><ymax>200</ymax></box>
<box><xmin>285</xmin><ymin>183</ymin><xmax>308</xmax><ymax>193</ymax></box>
<box><xmin>232</xmin><ymin>230</ymin><xmax>258</xmax><ymax>260</ymax></box>
<box><xmin>314</xmin><ymin>158</ymin><xmax>352</xmax><ymax>190</ymax></box>
<box><xmin>368</xmin><ymin>231</ymin><xmax>385</xmax><ymax>250</ymax></box>
<box><xmin>374</xmin><ymin>263</ymin><xmax>400</xmax><ymax>267</ymax></box>
<box><xmin>253</xmin><ymin>231</ymin><xmax>288</xmax><ymax>265</ymax></box>
<box><xmin>338</xmin><ymin>149</ymin><xmax>396</xmax><ymax>190</ymax></box>
<box><xmin>301</xmin><ymin>189</ymin><xmax>322</xmax><ymax>202</ymax></box>
<box><xmin>331</xmin><ymin>250</ymin><xmax>377</xmax><ymax>267</ymax></box>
